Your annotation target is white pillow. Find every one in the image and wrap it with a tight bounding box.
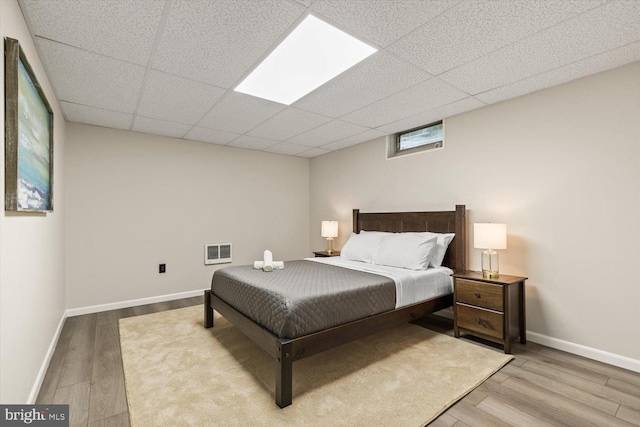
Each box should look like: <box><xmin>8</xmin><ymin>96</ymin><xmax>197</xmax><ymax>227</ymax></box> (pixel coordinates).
<box><xmin>366</xmin><ymin>230</ymin><xmax>455</xmax><ymax>268</ymax></box>
<box><xmin>417</xmin><ymin>232</ymin><xmax>455</xmax><ymax>268</ymax></box>
<box><xmin>340</xmin><ymin>232</ymin><xmax>386</xmax><ymax>263</ymax></box>
<box><xmin>431</xmin><ymin>233</ymin><xmax>455</xmax><ymax>267</ymax></box>
<box><xmin>373</xmin><ymin>234</ymin><xmax>438</xmax><ymax>270</ymax></box>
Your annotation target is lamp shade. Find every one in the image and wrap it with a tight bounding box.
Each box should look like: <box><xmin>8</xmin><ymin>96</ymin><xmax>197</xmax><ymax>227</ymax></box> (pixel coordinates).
<box><xmin>474</xmin><ymin>223</ymin><xmax>507</xmax><ymax>250</ymax></box>
<box><xmin>321</xmin><ymin>221</ymin><xmax>338</xmax><ymax>238</ymax></box>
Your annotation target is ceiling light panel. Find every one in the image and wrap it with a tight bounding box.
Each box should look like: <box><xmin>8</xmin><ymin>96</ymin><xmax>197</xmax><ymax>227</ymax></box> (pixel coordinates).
<box><xmin>235</xmin><ymin>14</ymin><xmax>377</xmax><ymax>105</ymax></box>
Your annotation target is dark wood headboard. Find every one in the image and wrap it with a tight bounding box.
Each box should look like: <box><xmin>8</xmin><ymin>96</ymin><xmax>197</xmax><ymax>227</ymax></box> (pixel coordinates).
<box><xmin>352</xmin><ymin>205</ymin><xmax>466</xmax><ymax>272</ymax></box>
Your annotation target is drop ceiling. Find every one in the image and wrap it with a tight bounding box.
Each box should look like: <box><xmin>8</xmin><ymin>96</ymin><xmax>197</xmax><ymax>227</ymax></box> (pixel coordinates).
<box><xmin>18</xmin><ymin>0</ymin><xmax>640</xmax><ymax>158</ymax></box>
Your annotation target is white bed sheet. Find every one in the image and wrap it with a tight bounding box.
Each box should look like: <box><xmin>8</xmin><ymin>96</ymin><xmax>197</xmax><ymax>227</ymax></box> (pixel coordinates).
<box><xmin>305</xmin><ymin>257</ymin><xmax>453</xmax><ymax>309</ymax></box>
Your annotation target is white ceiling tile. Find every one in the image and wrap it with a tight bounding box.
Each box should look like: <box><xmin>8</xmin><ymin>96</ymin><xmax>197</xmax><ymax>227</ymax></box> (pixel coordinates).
<box><xmin>287</xmin><ymin>120</ymin><xmax>370</xmax><ymax>147</ymax></box>
<box><xmin>227</xmin><ymin>135</ymin><xmax>279</xmax><ymax>151</ymax></box>
<box><xmin>20</xmin><ymin>0</ymin><xmax>165</xmax><ymax>65</ymax></box>
<box><xmin>132</xmin><ymin>116</ymin><xmax>192</xmax><ymax>138</ymax></box>
<box><xmin>312</xmin><ymin>0</ymin><xmax>460</xmax><ymax>47</ymax></box>
<box><xmin>17</xmin><ymin>0</ymin><xmax>640</xmax><ymax>159</ymax></box>
<box><xmin>439</xmin><ymin>1</ymin><xmax>640</xmax><ymax>94</ymax></box>
<box><xmin>477</xmin><ymin>41</ymin><xmax>640</xmax><ymax>105</ymax></box>
<box><xmin>247</xmin><ymin>108</ymin><xmax>332</xmax><ymax>140</ymax></box>
<box><xmin>198</xmin><ymin>92</ymin><xmax>286</xmax><ymax>134</ymax></box>
<box><xmin>341</xmin><ymin>78</ymin><xmax>469</xmax><ymax>128</ymax></box>
<box><xmin>296</xmin><ymin>148</ymin><xmax>331</xmax><ymax>158</ymax></box>
<box><xmin>36</xmin><ymin>38</ymin><xmax>145</xmax><ymax>113</ymax></box>
<box><xmin>60</xmin><ymin>102</ymin><xmax>133</xmax><ymax>130</ymax></box>
<box><xmin>388</xmin><ymin>0</ymin><xmax>607</xmax><ymax>75</ymax></box>
<box><xmin>153</xmin><ymin>0</ymin><xmax>306</xmax><ymax>88</ymax></box>
<box><xmin>320</xmin><ymin>129</ymin><xmax>387</xmax><ymax>151</ymax></box>
<box><xmin>293</xmin><ymin>51</ymin><xmax>431</xmax><ymax>118</ymax></box>
<box><xmin>183</xmin><ymin>127</ymin><xmax>240</xmax><ymax>145</ymax></box>
<box><xmin>264</xmin><ymin>142</ymin><xmax>313</xmax><ymax>155</ymax></box>
<box><xmin>376</xmin><ymin>97</ymin><xmax>486</xmax><ymax>134</ymax></box>
<box><xmin>137</xmin><ymin>71</ymin><xmax>226</xmax><ymax>125</ymax></box>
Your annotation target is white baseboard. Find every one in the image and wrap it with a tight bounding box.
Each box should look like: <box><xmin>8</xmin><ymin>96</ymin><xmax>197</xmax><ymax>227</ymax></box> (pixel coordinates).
<box><xmin>29</xmin><ymin>289</ymin><xmax>205</xmax><ymax>403</ymax></box>
<box><xmin>435</xmin><ymin>312</ymin><xmax>639</xmax><ymax>373</ymax></box>
<box><xmin>66</xmin><ymin>289</ymin><xmax>206</xmax><ymax>317</ymax></box>
<box><xmin>525</xmin><ymin>332</ymin><xmax>640</xmax><ymax>373</ymax></box>
<box><xmin>28</xmin><ymin>311</ymin><xmax>67</xmax><ymax>404</ymax></box>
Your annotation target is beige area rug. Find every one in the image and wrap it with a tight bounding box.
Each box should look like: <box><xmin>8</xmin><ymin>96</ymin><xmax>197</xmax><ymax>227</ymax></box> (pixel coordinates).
<box><xmin>119</xmin><ymin>306</ymin><xmax>513</xmax><ymax>427</ymax></box>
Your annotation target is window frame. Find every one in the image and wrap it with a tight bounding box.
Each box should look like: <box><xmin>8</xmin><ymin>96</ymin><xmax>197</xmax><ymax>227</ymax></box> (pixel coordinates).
<box><xmin>387</xmin><ymin>120</ymin><xmax>444</xmax><ymax>159</ymax></box>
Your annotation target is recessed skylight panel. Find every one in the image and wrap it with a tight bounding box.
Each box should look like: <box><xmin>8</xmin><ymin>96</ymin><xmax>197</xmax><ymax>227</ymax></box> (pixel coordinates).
<box><xmin>235</xmin><ymin>15</ymin><xmax>377</xmax><ymax>105</ymax></box>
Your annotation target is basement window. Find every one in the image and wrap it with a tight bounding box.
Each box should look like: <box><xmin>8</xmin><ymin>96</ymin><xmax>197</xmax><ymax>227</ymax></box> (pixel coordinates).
<box><xmin>388</xmin><ymin>120</ymin><xmax>444</xmax><ymax>159</ymax></box>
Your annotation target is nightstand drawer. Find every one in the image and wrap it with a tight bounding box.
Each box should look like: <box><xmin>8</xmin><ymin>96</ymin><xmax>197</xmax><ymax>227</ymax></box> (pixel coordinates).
<box><xmin>456</xmin><ymin>303</ymin><xmax>504</xmax><ymax>340</ymax></box>
<box><xmin>456</xmin><ymin>279</ymin><xmax>503</xmax><ymax>311</ymax></box>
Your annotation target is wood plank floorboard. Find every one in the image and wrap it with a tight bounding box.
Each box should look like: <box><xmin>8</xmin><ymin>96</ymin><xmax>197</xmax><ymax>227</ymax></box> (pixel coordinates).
<box><xmin>618</xmin><ymin>406</ymin><xmax>640</xmax><ymax>426</ymax></box>
<box><xmin>36</xmin><ymin>316</ymin><xmax>77</xmax><ymax>404</ymax></box>
<box><xmin>58</xmin><ymin>314</ymin><xmax>97</xmax><ymax>388</ymax></box>
<box><xmin>476</xmin><ymin>396</ymin><xmax>555</xmax><ymax>427</ymax></box>
<box><xmin>37</xmin><ymin>297</ymin><xmax>640</xmax><ymax>426</ymax></box>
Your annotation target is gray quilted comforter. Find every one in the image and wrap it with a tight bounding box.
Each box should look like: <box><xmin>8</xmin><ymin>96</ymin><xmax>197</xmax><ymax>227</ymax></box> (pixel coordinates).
<box><xmin>211</xmin><ymin>260</ymin><xmax>396</xmax><ymax>338</ymax></box>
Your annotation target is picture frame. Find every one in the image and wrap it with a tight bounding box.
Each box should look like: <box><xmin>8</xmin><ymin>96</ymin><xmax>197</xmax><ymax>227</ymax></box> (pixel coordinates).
<box><xmin>4</xmin><ymin>37</ymin><xmax>54</xmax><ymax>212</ymax></box>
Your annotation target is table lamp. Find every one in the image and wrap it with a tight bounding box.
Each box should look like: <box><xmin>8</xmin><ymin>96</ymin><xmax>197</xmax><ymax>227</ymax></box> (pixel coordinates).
<box><xmin>321</xmin><ymin>221</ymin><xmax>338</xmax><ymax>254</ymax></box>
<box><xmin>474</xmin><ymin>223</ymin><xmax>507</xmax><ymax>278</ymax></box>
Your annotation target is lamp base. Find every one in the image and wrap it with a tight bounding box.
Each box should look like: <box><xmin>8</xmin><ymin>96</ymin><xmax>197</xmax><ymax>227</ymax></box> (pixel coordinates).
<box><xmin>325</xmin><ymin>238</ymin><xmax>334</xmax><ymax>254</ymax></box>
<box><xmin>482</xmin><ymin>270</ymin><xmax>499</xmax><ymax>279</ymax></box>
<box><xmin>481</xmin><ymin>249</ymin><xmax>499</xmax><ymax>278</ymax></box>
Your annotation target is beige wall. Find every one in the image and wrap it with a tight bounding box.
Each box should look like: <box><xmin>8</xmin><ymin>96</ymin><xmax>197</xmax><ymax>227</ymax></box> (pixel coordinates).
<box><xmin>0</xmin><ymin>0</ymin><xmax>67</xmax><ymax>403</ymax></box>
<box><xmin>310</xmin><ymin>62</ymin><xmax>640</xmax><ymax>362</ymax></box>
<box><xmin>65</xmin><ymin>124</ymin><xmax>310</xmax><ymax>309</ymax></box>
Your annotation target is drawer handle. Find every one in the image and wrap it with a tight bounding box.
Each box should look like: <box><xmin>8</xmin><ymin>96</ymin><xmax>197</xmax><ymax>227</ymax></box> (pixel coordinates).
<box><xmin>475</xmin><ymin>292</ymin><xmax>481</xmax><ymax>298</ymax></box>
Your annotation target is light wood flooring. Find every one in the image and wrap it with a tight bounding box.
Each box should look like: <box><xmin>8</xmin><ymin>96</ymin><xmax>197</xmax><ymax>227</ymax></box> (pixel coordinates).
<box><xmin>36</xmin><ymin>297</ymin><xmax>640</xmax><ymax>426</ymax></box>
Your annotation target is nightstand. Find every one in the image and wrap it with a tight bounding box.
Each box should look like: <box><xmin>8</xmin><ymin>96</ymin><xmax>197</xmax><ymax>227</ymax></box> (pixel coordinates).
<box><xmin>313</xmin><ymin>251</ymin><xmax>341</xmax><ymax>257</ymax></box>
<box><xmin>452</xmin><ymin>271</ymin><xmax>527</xmax><ymax>354</ymax></box>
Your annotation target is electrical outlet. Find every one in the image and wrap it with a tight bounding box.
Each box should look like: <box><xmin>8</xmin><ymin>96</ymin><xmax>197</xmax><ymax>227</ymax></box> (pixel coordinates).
<box><xmin>159</xmin><ymin>264</ymin><xmax>166</xmax><ymax>273</ymax></box>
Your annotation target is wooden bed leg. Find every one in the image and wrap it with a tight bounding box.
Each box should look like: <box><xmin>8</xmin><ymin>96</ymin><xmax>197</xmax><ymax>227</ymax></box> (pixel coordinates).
<box><xmin>204</xmin><ymin>290</ymin><xmax>214</xmax><ymax>328</ymax></box>
<box><xmin>276</xmin><ymin>339</ymin><xmax>293</xmax><ymax>408</ymax></box>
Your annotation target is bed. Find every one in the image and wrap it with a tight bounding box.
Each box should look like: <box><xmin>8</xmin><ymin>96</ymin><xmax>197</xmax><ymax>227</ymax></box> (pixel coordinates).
<box><xmin>204</xmin><ymin>205</ymin><xmax>466</xmax><ymax>408</ymax></box>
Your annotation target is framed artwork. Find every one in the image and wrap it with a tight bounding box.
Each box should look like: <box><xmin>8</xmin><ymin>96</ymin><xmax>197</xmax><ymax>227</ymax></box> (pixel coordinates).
<box><xmin>4</xmin><ymin>37</ymin><xmax>54</xmax><ymax>212</ymax></box>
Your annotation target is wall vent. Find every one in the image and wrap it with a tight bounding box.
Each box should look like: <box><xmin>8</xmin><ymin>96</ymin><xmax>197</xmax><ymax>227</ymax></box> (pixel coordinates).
<box><xmin>204</xmin><ymin>243</ymin><xmax>232</xmax><ymax>265</ymax></box>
